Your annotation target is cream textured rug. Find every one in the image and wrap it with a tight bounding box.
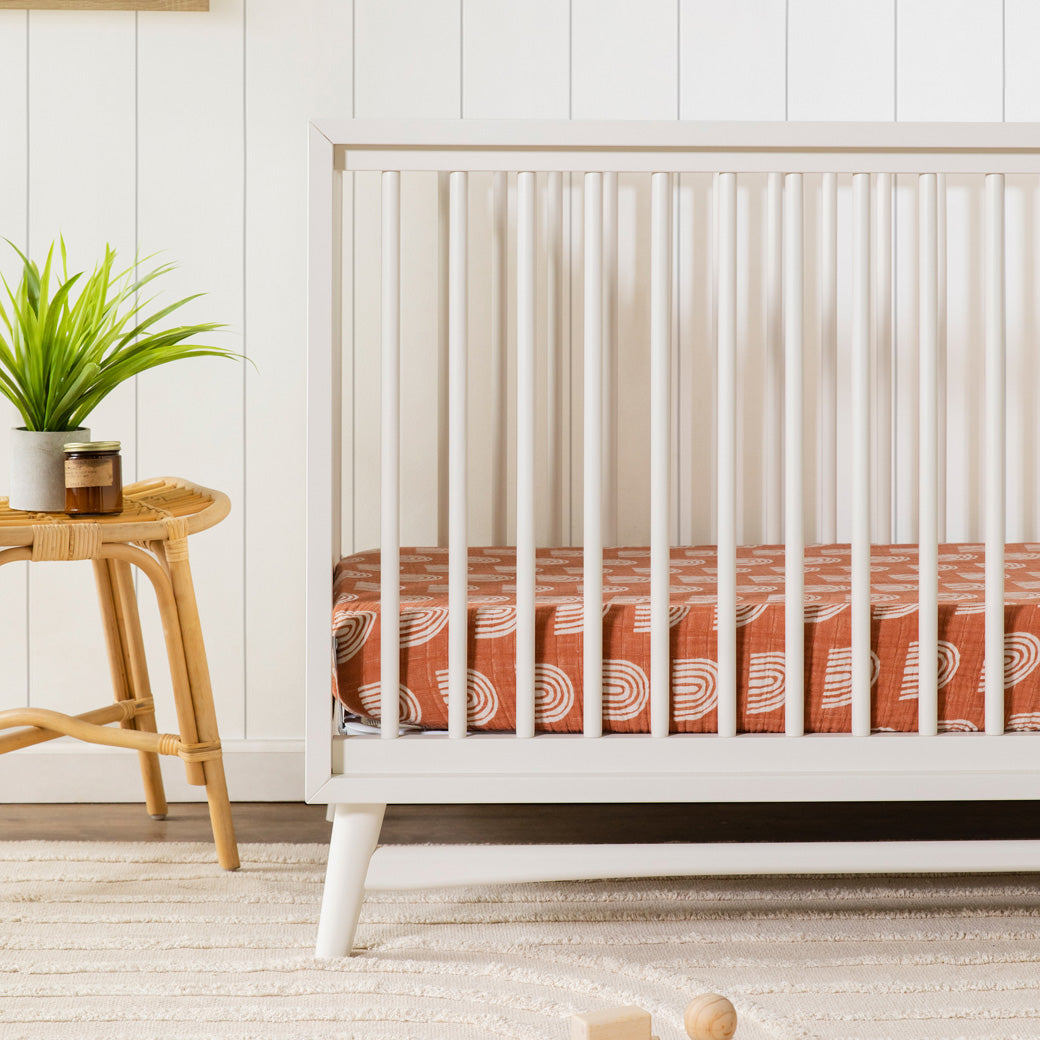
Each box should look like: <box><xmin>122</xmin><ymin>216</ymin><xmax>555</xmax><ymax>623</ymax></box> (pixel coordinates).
<box><xmin>2</xmin><ymin>842</ymin><xmax>1040</xmax><ymax>1040</ymax></box>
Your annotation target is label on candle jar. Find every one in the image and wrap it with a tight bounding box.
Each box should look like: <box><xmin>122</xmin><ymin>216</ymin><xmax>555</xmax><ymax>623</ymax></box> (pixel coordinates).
<box><xmin>65</xmin><ymin>458</ymin><xmax>114</xmax><ymax>488</ymax></box>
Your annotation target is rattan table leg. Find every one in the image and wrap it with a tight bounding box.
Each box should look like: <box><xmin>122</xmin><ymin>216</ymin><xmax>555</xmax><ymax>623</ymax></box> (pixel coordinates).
<box><xmin>93</xmin><ymin>559</ymin><xmax>167</xmax><ymax>819</ymax></box>
<box><xmin>104</xmin><ymin>545</ymin><xmax>207</xmax><ymax>788</ymax></box>
<box><xmin>163</xmin><ymin>543</ymin><xmax>239</xmax><ymax>871</ymax></box>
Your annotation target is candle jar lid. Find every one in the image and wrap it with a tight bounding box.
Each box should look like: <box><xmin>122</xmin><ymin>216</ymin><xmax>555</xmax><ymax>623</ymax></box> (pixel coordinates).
<box><xmin>63</xmin><ymin>441</ymin><xmax>121</xmax><ymax>453</ymax></box>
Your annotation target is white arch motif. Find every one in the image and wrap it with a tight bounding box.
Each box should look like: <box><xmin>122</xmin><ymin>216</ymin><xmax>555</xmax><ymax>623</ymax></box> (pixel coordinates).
<box><xmin>747</xmin><ymin>652</ymin><xmax>786</xmax><ymax>714</ymax></box>
<box><xmin>357</xmin><ymin>681</ymin><xmax>423</xmax><ymax>725</ymax></box>
<box><xmin>473</xmin><ymin>607</ymin><xmax>517</xmax><ymax>638</ymax></box>
<box><xmin>821</xmin><ymin>647</ymin><xmax>881</xmax><ymax>709</ymax></box>
<box><xmin>671</xmin><ymin>659</ymin><xmax>718</xmax><ymax>721</ymax></box>
<box><xmin>634</xmin><ymin>603</ymin><xmax>691</xmax><ymax>631</ymax></box>
<box><xmin>899</xmin><ymin>640</ymin><xmax>960</xmax><ymax>700</ymax></box>
<box><xmin>601</xmin><ymin>660</ymin><xmax>650</xmax><ymax>721</ymax></box>
<box><xmin>334</xmin><ymin>611</ymin><xmax>376</xmax><ymax>662</ymax></box>
<box><xmin>534</xmin><ymin>663</ymin><xmax>575</xmax><ymax>724</ymax></box>
<box><xmin>399</xmin><ymin>608</ymin><xmax>450</xmax><ymax>647</ymax></box>
<box><xmin>435</xmin><ymin>668</ymin><xmax>500</xmax><ymax>727</ymax></box>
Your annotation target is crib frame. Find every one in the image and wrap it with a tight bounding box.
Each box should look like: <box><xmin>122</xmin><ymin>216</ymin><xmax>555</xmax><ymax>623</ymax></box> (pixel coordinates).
<box><xmin>307</xmin><ymin>120</ymin><xmax>1040</xmax><ymax>957</ymax></box>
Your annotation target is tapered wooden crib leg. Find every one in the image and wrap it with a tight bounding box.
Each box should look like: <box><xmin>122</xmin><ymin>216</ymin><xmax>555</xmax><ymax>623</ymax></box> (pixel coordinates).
<box><xmin>315</xmin><ymin>803</ymin><xmax>386</xmax><ymax>958</ymax></box>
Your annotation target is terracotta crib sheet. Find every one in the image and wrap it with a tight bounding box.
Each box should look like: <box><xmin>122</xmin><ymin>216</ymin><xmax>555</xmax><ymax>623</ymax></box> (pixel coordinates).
<box><xmin>332</xmin><ymin>544</ymin><xmax>1040</xmax><ymax>734</ymax></box>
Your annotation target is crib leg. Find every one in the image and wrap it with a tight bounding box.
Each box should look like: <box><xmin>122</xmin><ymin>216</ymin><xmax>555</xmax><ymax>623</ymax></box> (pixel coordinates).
<box><xmin>315</xmin><ymin>802</ymin><xmax>386</xmax><ymax>958</ymax></box>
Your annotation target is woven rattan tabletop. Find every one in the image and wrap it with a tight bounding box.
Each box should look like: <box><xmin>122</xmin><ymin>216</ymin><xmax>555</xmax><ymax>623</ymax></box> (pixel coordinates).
<box><xmin>0</xmin><ymin>477</ymin><xmax>230</xmax><ymax>547</ymax></box>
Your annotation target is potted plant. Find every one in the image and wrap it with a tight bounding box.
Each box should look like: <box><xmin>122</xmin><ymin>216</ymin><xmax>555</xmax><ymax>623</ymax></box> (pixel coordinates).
<box><xmin>0</xmin><ymin>238</ymin><xmax>239</xmax><ymax>511</ymax></box>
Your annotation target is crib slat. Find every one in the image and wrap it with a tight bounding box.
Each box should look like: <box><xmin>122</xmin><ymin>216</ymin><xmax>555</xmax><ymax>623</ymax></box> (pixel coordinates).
<box><xmin>516</xmin><ymin>171</ymin><xmax>537</xmax><ymax>740</ymax></box>
<box><xmin>546</xmin><ymin>171</ymin><xmax>564</xmax><ymax>546</ymax></box>
<box><xmin>717</xmin><ymin>172</ymin><xmax>738</xmax><ymax>738</ymax></box>
<box><xmin>584</xmin><ymin>172</ymin><xmax>604</xmax><ymax>737</ymax></box>
<box><xmin>851</xmin><ymin>173</ymin><xmax>872</xmax><ymax>738</ymax></box>
<box><xmin>603</xmin><ymin>172</ymin><xmax>619</xmax><ymax>546</ymax></box>
<box><xmin>448</xmin><ymin>171</ymin><xmax>469</xmax><ymax>740</ymax></box>
<box><xmin>380</xmin><ymin>170</ymin><xmax>401</xmax><ymax>739</ymax></box>
<box><xmin>918</xmin><ymin>173</ymin><xmax>939</xmax><ymax>737</ymax></box>
<box><xmin>491</xmin><ymin>170</ymin><xmax>508</xmax><ymax>545</ymax></box>
<box><xmin>985</xmin><ymin>173</ymin><xmax>1006</xmax><ymax>736</ymax></box>
<box><xmin>650</xmin><ymin>171</ymin><xmax>672</xmax><ymax>739</ymax></box>
<box><xmin>765</xmin><ymin>172</ymin><xmax>783</xmax><ymax>544</ymax></box>
<box><xmin>937</xmin><ymin>173</ymin><xmax>948</xmax><ymax>544</ymax></box>
<box><xmin>784</xmin><ymin>173</ymin><xmax>805</xmax><ymax>737</ymax></box>
<box><xmin>437</xmin><ymin>172</ymin><xmax>450</xmax><ymax>548</ymax></box>
<box><xmin>820</xmin><ymin>171</ymin><xmax>838</xmax><ymax>545</ymax></box>
<box><xmin>874</xmin><ymin>172</ymin><xmax>893</xmax><ymax>543</ymax></box>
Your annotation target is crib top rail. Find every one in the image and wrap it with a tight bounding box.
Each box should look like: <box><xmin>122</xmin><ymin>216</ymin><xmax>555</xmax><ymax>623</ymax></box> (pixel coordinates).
<box><xmin>313</xmin><ymin>118</ymin><xmax>1040</xmax><ymax>174</ymax></box>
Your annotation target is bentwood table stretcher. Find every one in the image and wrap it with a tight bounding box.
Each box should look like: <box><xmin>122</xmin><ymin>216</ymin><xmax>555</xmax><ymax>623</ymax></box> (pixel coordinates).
<box><xmin>0</xmin><ymin>476</ymin><xmax>239</xmax><ymax>869</ymax></box>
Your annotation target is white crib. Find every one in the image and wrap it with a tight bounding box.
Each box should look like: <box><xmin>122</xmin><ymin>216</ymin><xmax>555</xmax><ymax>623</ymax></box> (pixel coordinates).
<box><xmin>306</xmin><ymin>120</ymin><xmax>1040</xmax><ymax>958</ymax></box>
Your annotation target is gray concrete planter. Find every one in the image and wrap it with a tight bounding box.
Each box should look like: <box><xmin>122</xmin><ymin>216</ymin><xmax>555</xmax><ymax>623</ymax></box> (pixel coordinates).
<box><xmin>10</xmin><ymin>427</ymin><xmax>90</xmax><ymax>512</ymax></box>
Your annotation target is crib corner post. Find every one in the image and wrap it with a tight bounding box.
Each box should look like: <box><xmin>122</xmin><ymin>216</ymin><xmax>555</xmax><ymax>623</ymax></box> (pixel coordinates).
<box><xmin>315</xmin><ymin>802</ymin><xmax>386</xmax><ymax>958</ymax></box>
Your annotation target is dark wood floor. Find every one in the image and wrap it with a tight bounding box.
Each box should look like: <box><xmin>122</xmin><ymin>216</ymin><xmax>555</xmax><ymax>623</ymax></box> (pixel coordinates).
<box><xmin>3</xmin><ymin>801</ymin><xmax>1040</xmax><ymax>845</ymax></box>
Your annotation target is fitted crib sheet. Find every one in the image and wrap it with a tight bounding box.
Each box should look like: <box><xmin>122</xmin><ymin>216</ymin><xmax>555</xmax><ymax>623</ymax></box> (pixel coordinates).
<box><xmin>332</xmin><ymin>543</ymin><xmax>1040</xmax><ymax>734</ymax></box>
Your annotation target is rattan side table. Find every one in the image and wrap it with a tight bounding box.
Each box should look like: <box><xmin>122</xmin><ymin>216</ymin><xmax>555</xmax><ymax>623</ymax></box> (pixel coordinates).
<box><xmin>0</xmin><ymin>476</ymin><xmax>239</xmax><ymax>870</ymax></box>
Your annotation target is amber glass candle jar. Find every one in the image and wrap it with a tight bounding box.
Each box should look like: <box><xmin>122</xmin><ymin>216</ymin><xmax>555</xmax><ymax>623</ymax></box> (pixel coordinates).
<box><xmin>63</xmin><ymin>441</ymin><xmax>123</xmax><ymax>515</ymax></box>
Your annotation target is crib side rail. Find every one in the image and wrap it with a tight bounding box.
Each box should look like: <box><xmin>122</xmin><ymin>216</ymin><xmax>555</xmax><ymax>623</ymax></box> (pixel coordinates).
<box><xmin>308</xmin><ymin>121</ymin><xmax>1040</xmax><ymax>795</ymax></box>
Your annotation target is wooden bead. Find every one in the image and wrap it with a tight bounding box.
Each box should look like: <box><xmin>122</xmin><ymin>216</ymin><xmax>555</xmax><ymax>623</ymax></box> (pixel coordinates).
<box><xmin>684</xmin><ymin>993</ymin><xmax>737</xmax><ymax>1040</ymax></box>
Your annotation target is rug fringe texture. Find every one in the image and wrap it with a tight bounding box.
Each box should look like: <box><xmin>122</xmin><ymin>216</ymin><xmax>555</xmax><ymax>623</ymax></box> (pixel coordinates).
<box><xmin>1</xmin><ymin>841</ymin><xmax>1039</xmax><ymax>1039</ymax></box>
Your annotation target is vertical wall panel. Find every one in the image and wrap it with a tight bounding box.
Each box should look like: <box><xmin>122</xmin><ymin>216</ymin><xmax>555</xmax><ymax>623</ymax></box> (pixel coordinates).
<box><xmin>0</xmin><ymin>14</ymin><xmax>28</xmax><ymax>281</ymax></box>
<box><xmin>355</xmin><ymin>0</ymin><xmax>460</xmax><ymax>119</ymax></box>
<box><xmin>137</xmin><ymin>3</ymin><xmax>245</xmax><ymax>740</ymax></box>
<box><xmin>26</xmin><ymin>12</ymin><xmax>134</xmax><ymax>721</ymax></box>
<box><xmin>681</xmin><ymin>4</ymin><xmax>785</xmax><ymax>543</ymax></box>
<box><xmin>463</xmin><ymin>0</ymin><xmax>569</xmax><ymax>118</ymax></box>
<box><xmin>355</xmin><ymin>3</ymin><xmax>454</xmax><ymax>556</ymax></box>
<box><xmin>679</xmin><ymin>0</ymin><xmax>785</xmax><ymax>120</ymax></box>
<box><xmin>898</xmin><ymin>3</ymin><xmax>1001</xmax><ymax>542</ymax></box>
<box><xmin>573</xmin><ymin>0</ymin><xmax>678</xmax><ymax>120</ymax></box>
<box><xmin>0</xmin><ymin>12</ymin><xmax>28</xmax><ymax>710</ymax></box>
<box><xmin>464</xmin><ymin>0</ymin><xmax>571</xmax><ymax>548</ymax></box>
<box><xmin>1006</xmin><ymin>0</ymin><xmax>1040</xmax><ymax>121</ymax></box>
<box><xmin>897</xmin><ymin>0</ymin><xmax>1003</xmax><ymax>121</ymax></box>
<box><xmin>573</xmin><ymin>0</ymin><xmax>677</xmax><ymax>545</ymax></box>
<box><xmin>1006</xmin><ymin>3</ymin><xmax>1040</xmax><ymax>541</ymax></box>
<box><xmin>245</xmin><ymin>0</ymin><xmax>351</xmax><ymax>739</ymax></box>
<box><xmin>788</xmin><ymin>0</ymin><xmax>894</xmax><ymax>120</ymax></box>
<box><xmin>353</xmin><ymin>0</ymin><xmax>461</xmax><ymax>555</ymax></box>
<box><xmin>787</xmin><ymin>2</ymin><xmax>888</xmax><ymax>538</ymax></box>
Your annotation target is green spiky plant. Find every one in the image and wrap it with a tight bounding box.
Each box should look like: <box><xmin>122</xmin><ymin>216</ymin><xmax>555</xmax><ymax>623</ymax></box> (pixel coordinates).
<box><xmin>0</xmin><ymin>238</ymin><xmax>239</xmax><ymax>431</ymax></box>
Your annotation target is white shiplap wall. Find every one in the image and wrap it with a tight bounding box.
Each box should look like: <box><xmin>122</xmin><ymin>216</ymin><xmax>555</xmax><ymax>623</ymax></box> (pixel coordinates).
<box><xmin>0</xmin><ymin>0</ymin><xmax>1031</xmax><ymax>801</ymax></box>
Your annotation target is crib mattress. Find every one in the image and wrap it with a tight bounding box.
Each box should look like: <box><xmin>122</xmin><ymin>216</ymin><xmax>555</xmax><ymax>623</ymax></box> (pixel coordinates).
<box><xmin>332</xmin><ymin>543</ymin><xmax>1040</xmax><ymax>734</ymax></box>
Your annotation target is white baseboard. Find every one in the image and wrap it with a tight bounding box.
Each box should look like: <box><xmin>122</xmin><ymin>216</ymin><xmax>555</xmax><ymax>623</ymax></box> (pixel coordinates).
<box><xmin>0</xmin><ymin>739</ymin><xmax>304</xmax><ymax>802</ymax></box>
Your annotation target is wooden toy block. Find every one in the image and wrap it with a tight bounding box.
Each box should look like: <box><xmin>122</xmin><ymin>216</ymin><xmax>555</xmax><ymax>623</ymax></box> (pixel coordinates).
<box><xmin>569</xmin><ymin>1005</ymin><xmax>652</xmax><ymax>1040</ymax></box>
